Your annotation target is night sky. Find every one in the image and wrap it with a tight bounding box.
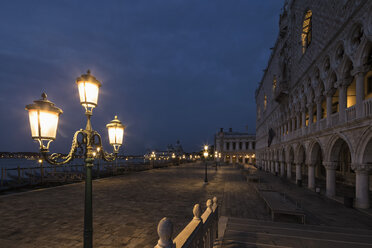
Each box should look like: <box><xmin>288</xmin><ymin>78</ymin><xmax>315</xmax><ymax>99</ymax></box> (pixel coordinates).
<box><xmin>0</xmin><ymin>0</ymin><xmax>283</xmax><ymax>155</ymax></box>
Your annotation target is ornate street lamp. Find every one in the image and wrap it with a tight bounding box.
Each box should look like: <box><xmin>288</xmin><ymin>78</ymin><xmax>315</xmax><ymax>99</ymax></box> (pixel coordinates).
<box><xmin>25</xmin><ymin>70</ymin><xmax>124</xmax><ymax>248</ymax></box>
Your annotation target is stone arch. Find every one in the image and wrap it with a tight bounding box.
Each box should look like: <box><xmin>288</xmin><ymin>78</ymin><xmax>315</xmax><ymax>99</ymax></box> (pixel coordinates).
<box><xmin>280</xmin><ymin>147</ymin><xmax>286</xmax><ymax>162</ymax></box>
<box><xmin>346</xmin><ymin>22</ymin><xmax>364</xmax><ymax>55</ymax></box>
<box><xmin>327</xmin><ymin>134</ymin><xmax>356</xmax><ymax>197</ymax></box>
<box><xmin>325</xmin><ymin>71</ymin><xmax>337</xmax><ymax>91</ymax></box>
<box><xmin>354</xmin><ymin>126</ymin><xmax>372</xmax><ymax>164</ymax></box>
<box><xmin>295</xmin><ymin>144</ymin><xmax>306</xmax><ymax>164</ymax></box>
<box><xmin>354</xmin><ymin>37</ymin><xmax>372</xmax><ymax>68</ymax></box>
<box><xmin>333</xmin><ymin>41</ymin><xmax>346</xmax><ymax>68</ymax></box>
<box><xmin>321</xmin><ymin>56</ymin><xmax>331</xmax><ymax>80</ymax></box>
<box><xmin>326</xmin><ymin>134</ymin><xmax>354</xmax><ymax>163</ymax></box>
<box><xmin>337</xmin><ymin>55</ymin><xmax>354</xmax><ymax>80</ymax></box>
<box><xmin>287</xmin><ymin>145</ymin><xmax>295</xmax><ymax>163</ymax></box>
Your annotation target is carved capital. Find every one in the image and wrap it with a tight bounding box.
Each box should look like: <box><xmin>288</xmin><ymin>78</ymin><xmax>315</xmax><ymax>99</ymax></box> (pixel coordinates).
<box><xmin>325</xmin><ymin>87</ymin><xmax>337</xmax><ymax>97</ymax></box>
<box><xmin>351</xmin><ymin>163</ymin><xmax>371</xmax><ymax>173</ymax></box>
<box><xmin>314</xmin><ymin>95</ymin><xmax>324</xmax><ymax>104</ymax></box>
<box><xmin>336</xmin><ymin>77</ymin><xmax>353</xmax><ymax>88</ymax></box>
<box><xmin>351</xmin><ymin>65</ymin><xmax>369</xmax><ymax>77</ymax></box>
<box><xmin>323</xmin><ymin>161</ymin><xmax>338</xmax><ymax>170</ymax></box>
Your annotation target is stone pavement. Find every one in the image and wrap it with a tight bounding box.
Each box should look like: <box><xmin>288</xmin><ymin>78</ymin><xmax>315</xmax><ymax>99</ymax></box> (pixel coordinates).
<box><xmin>1</xmin><ymin>163</ymin><xmax>371</xmax><ymax>248</ymax></box>
<box><xmin>0</xmin><ymin>162</ymin><xmax>228</xmax><ymax>248</ymax></box>
<box><xmin>255</xmin><ymin>170</ymin><xmax>372</xmax><ymax>228</ymax></box>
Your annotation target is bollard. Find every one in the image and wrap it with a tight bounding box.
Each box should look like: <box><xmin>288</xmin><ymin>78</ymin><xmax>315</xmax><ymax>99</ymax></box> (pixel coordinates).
<box><xmin>155</xmin><ymin>217</ymin><xmax>174</xmax><ymax>248</ymax></box>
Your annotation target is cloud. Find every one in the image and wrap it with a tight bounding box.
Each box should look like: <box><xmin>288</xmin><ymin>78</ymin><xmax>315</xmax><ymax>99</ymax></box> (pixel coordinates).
<box><xmin>0</xmin><ymin>0</ymin><xmax>283</xmax><ymax>153</ymax></box>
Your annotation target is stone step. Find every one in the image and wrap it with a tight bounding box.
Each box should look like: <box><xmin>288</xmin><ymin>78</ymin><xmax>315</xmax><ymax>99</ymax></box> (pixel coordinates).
<box><xmin>221</xmin><ymin>218</ymin><xmax>372</xmax><ymax>248</ymax></box>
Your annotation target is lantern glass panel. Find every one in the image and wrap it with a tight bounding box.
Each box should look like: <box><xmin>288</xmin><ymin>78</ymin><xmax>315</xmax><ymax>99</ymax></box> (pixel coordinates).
<box><xmin>78</xmin><ymin>81</ymin><xmax>99</xmax><ymax>108</ymax></box>
<box><xmin>40</xmin><ymin>110</ymin><xmax>59</xmax><ymax>139</ymax></box>
<box><xmin>108</xmin><ymin>126</ymin><xmax>124</xmax><ymax>145</ymax></box>
<box><xmin>28</xmin><ymin>110</ymin><xmax>39</xmax><ymax>138</ymax></box>
<box><xmin>28</xmin><ymin>109</ymin><xmax>59</xmax><ymax>140</ymax></box>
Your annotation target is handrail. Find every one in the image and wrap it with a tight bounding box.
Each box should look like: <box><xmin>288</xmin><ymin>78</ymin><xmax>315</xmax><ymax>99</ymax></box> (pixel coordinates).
<box><xmin>154</xmin><ymin>197</ymin><xmax>218</xmax><ymax>248</ymax></box>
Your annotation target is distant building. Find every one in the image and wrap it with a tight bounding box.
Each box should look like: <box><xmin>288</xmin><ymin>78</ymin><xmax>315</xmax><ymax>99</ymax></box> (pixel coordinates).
<box><xmin>255</xmin><ymin>0</ymin><xmax>372</xmax><ymax>209</ymax></box>
<box><xmin>167</xmin><ymin>140</ymin><xmax>184</xmax><ymax>156</ymax></box>
<box><xmin>214</xmin><ymin>128</ymin><xmax>255</xmax><ymax>164</ymax></box>
<box><xmin>144</xmin><ymin>140</ymin><xmax>185</xmax><ymax>160</ymax></box>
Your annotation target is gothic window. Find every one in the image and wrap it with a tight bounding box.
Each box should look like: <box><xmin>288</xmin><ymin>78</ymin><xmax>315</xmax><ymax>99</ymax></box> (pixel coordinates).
<box><xmin>301</xmin><ymin>10</ymin><xmax>312</xmax><ymax>54</ymax></box>
<box><xmin>264</xmin><ymin>95</ymin><xmax>267</xmax><ymax>110</ymax></box>
<box><xmin>273</xmin><ymin>76</ymin><xmax>277</xmax><ymax>91</ymax></box>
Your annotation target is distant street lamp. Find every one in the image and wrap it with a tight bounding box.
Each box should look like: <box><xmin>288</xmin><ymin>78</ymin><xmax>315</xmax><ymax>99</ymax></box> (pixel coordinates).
<box><xmin>25</xmin><ymin>70</ymin><xmax>125</xmax><ymax>248</ymax></box>
<box><xmin>203</xmin><ymin>145</ymin><xmax>209</xmax><ymax>183</ymax></box>
<box><xmin>38</xmin><ymin>158</ymin><xmax>44</xmax><ymax>183</ymax></box>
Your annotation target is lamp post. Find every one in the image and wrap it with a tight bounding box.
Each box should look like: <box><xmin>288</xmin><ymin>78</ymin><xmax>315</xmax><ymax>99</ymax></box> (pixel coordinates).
<box><xmin>25</xmin><ymin>70</ymin><xmax>125</xmax><ymax>248</ymax></box>
<box><xmin>203</xmin><ymin>145</ymin><xmax>208</xmax><ymax>183</ymax></box>
<box><xmin>151</xmin><ymin>151</ymin><xmax>156</xmax><ymax>168</ymax></box>
<box><xmin>38</xmin><ymin>158</ymin><xmax>44</xmax><ymax>183</ymax></box>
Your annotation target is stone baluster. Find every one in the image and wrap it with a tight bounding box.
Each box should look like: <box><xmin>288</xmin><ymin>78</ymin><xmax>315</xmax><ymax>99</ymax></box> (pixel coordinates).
<box><xmin>155</xmin><ymin>218</ymin><xmax>175</xmax><ymax>248</ymax></box>
<box><xmin>323</xmin><ymin>162</ymin><xmax>338</xmax><ymax>198</ymax></box>
<box><xmin>352</xmin><ymin>164</ymin><xmax>371</xmax><ymax>209</ymax></box>
<box><xmin>307</xmin><ymin>164</ymin><xmax>315</xmax><ymax>189</ymax></box>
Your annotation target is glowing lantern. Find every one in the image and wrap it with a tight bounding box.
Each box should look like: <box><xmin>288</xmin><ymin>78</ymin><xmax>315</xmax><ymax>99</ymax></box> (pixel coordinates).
<box><xmin>25</xmin><ymin>93</ymin><xmax>63</xmax><ymax>149</ymax></box>
<box><xmin>106</xmin><ymin>115</ymin><xmax>125</xmax><ymax>152</ymax></box>
<box><xmin>76</xmin><ymin>70</ymin><xmax>101</xmax><ymax>112</ymax></box>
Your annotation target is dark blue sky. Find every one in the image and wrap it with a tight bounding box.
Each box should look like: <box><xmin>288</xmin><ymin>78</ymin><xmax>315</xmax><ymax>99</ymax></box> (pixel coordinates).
<box><xmin>0</xmin><ymin>0</ymin><xmax>283</xmax><ymax>155</ymax></box>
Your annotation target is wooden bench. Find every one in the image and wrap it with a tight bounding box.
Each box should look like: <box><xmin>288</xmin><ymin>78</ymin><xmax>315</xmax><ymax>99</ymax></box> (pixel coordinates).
<box><xmin>259</xmin><ymin>191</ymin><xmax>306</xmax><ymax>224</ymax></box>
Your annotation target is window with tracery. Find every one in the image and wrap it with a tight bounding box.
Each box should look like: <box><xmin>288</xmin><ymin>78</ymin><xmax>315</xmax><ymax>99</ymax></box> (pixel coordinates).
<box><xmin>273</xmin><ymin>76</ymin><xmax>277</xmax><ymax>91</ymax></box>
<box><xmin>301</xmin><ymin>10</ymin><xmax>312</xmax><ymax>54</ymax></box>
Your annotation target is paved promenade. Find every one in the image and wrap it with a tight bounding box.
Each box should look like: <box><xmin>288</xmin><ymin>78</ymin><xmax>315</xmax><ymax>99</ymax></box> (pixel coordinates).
<box><xmin>1</xmin><ymin>163</ymin><xmax>371</xmax><ymax>248</ymax></box>
<box><xmin>0</xmin><ymin>162</ymin><xmax>226</xmax><ymax>248</ymax></box>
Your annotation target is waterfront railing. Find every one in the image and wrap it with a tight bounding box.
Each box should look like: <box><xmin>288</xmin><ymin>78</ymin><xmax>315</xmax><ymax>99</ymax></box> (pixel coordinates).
<box><xmin>0</xmin><ymin>160</ymin><xmax>193</xmax><ymax>191</ymax></box>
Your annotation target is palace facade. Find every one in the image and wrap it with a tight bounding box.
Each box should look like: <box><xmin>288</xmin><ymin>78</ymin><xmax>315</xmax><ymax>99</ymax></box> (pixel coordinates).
<box><xmin>255</xmin><ymin>0</ymin><xmax>372</xmax><ymax>209</ymax></box>
<box><xmin>214</xmin><ymin>128</ymin><xmax>256</xmax><ymax>165</ymax></box>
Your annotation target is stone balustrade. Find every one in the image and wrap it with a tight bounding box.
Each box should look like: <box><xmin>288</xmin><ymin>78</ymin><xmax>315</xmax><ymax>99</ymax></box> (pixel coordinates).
<box><xmin>364</xmin><ymin>98</ymin><xmax>372</xmax><ymax>116</ymax></box>
<box><xmin>154</xmin><ymin>197</ymin><xmax>219</xmax><ymax>248</ymax></box>
<box><xmin>346</xmin><ymin>106</ymin><xmax>356</xmax><ymax>122</ymax></box>
<box><xmin>331</xmin><ymin>112</ymin><xmax>339</xmax><ymax>126</ymax></box>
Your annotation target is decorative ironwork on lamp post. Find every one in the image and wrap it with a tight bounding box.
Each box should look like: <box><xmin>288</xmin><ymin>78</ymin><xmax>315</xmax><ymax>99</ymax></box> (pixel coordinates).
<box><xmin>25</xmin><ymin>70</ymin><xmax>125</xmax><ymax>248</ymax></box>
